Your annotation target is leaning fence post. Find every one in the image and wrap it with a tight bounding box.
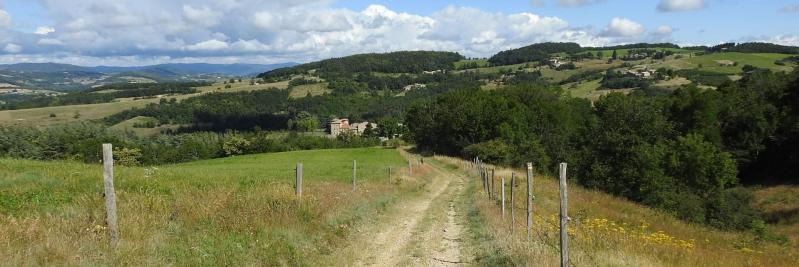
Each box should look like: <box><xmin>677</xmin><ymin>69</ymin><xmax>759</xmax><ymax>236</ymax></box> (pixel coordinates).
<box><xmin>526</xmin><ymin>162</ymin><xmax>533</xmax><ymax>242</ymax></box>
<box><xmin>102</xmin><ymin>143</ymin><xmax>119</xmax><ymax>247</ymax></box>
<box><xmin>352</xmin><ymin>160</ymin><xmax>357</xmax><ymax>191</ymax></box>
<box><xmin>559</xmin><ymin>163</ymin><xmax>569</xmax><ymax>267</ymax></box>
<box><xmin>501</xmin><ymin>176</ymin><xmax>506</xmax><ymax>219</ymax></box>
<box><xmin>295</xmin><ymin>163</ymin><xmax>303</xmax><ymax>197</ymax></box>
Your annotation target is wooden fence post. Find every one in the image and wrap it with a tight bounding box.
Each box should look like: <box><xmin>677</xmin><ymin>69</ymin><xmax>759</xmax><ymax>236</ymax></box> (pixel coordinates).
<box><xmin>295</xmin><ymin>163</ymin><xmax>303</xmax><ymax>197</ymax></box>
<box><xmin>352</xmin><ymin>160</ymin><xmax>357</xmax><ymax>191</ymax></box>
<box><xmin>511</xmin><ymin>172</ymin><xmax>515</xmax><ymax>235</ymax></box>
<box><xmin>526</xmin><ymin>162</ymin><xmax>533</xmax><ymax>242</ymax></box>
<box><xmin>102</xmin><ymin>143</ymin><xmax>119</xmax><ymax>247</ymax></box>
<box><xmin>491</xmin><ymin>169</ymin><xmax>495</xmax><ymax>200</ymax></box>
<box><xmin>483</xmin><ymin>166</ymin><xmax>489</xmax><ymax>197</ymax></box>
<box><xmin>388</xmin><ymin>166</ymin><xmax>392</xmax><ymax>183</ymax></box>
<box><xmin>559</xmin><ymin>163</ymin><xmax>569</xmax><ymax>267</ymax></box>
<box><xmin>501</xmin><ymin>176</ymin><xmax>506</xmax><ymax>219</ymax></box>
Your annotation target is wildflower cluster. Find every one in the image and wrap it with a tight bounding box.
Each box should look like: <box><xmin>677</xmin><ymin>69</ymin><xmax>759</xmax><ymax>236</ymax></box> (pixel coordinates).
<box><xmin>578</xmin><ymin>217</ymin><xmax>695</xmax><ymax>250</ymax></box>
<box><xmin>532</xmin><ymin>215</ymin><xmax>696</xmax><ymax>251</ymax></box>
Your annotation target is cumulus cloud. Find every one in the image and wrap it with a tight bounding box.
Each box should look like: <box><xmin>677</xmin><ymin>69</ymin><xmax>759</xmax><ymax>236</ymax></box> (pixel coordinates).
<box><xmin>186</xmin><ymin>39</ymin><xmax>229</xmax><ymax>51</ymax></box>
<box><xmin>653</xmin><ymin>25</ymin><xmax>673</xmax><ymax>36</ymax></box>
<box><xmin>0</xmin><ymin>0</ymin><xmax>774</xmax><ymax>66</ymax></box>
<box><xmin>0</xmin><ymin>9</ymin><xmax>10</xmax><ymax>28</ymax></box>
<box><xmin>648</xmin><ymin>25</ymin><xmax>675</xmax><ymax>42</ymax></box>
<box><xmin>182</xmin><ymin>5</ymin><xmax>223</xmax><ymax>27</ymax></box>
<box><xmin>658</xmin><ymin>0</ymin><xmax>706</xmax><ymax>12</ymax></box>
<box><xmin>0</xmin><ymin>2</ymin><xmax>625</xmax><ymax>64</ymax></box>
<box><xmin>3</xmin><ymin>43</ymin><xmax>22</xmax><ymax>53</ymax></box>
<box><xmin>38</xmin><ymin>38</ymin><xmax>64</xmax><ymax>45</ymax></box>
<box><xmin>34</xmin><ymin>27</ymin><xmax>56</xmax><ymax>35</ymax></box>
<box><xmin>602</xmin><ymin>17</ymin><xmax>645</xmax><ymax>37</ymax></box>
<box><xmin>557</xmin><ymin>0</ymin><xmax>604</xmax><ymax>7</ymax></box>
<box><xmin>748</xmin><ymin>35</ymin><xmax>799</xmax><ymax>47</ymax></box>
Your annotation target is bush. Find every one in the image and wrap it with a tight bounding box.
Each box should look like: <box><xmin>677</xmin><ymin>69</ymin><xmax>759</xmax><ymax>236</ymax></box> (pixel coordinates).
<box><xmin>114</xmin><ymin>147</ymin><xmax>143</xmax><ymax>166</ymax></box>
<box><xmin>383</xmin><ymin>138</ymin><xmax>407</xmax><ymax>148</ymax></box>
<box><xmin>462</xmin><ymin>139</ymin><xmax>512</xmax><ymax>165</ymax></box>
<box><xmin>223</xmin><ymin>134</ymin><xmax>252</xmax><ymax>156</ymax></box>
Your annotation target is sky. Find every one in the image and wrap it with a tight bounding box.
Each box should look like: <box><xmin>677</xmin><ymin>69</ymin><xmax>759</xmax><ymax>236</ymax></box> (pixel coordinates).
<box><xmin>0</xmin><ymin>0</ymin><xmax>796</xmax><ymax>66</ymax></box>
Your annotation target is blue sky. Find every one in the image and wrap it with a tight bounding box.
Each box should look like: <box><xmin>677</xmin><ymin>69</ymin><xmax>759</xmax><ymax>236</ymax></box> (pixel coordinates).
<box><xmin>334</xmin><ymin>0</ymin><xmax>799</xmax><ymax>45</ymax></box>
<box><xmin>0</xmin><ymin>0</ymin><xmax>796</xmax><ymax>66</ymax></box>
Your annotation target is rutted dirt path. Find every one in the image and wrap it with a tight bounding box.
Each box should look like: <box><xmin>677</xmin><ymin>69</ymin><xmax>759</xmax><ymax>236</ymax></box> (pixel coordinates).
<box><xmin>343</xmin><ymin>160</ymin><xmax>471</xmax><ymax>266</ymax></box>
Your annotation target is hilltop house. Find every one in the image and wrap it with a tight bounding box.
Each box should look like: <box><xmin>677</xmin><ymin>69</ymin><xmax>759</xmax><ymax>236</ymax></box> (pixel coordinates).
<box><xmin>403</xmin><ymin>83</ymin><xmax>427</xmax><ymax>91</ymax></box>
<box><xmin>624</xmin><ymin>68</ymin><xmax>656</xmax><ymax>79</ymax></box>
<box><xmin>329</xmin><ymin>118</ymin><xmax>377</xmax><ymax>137</ymax></box>
<box><xmin>549</xmin><ymin>58</ymin><xmax>563</xmax><ymax>68</ymax></box>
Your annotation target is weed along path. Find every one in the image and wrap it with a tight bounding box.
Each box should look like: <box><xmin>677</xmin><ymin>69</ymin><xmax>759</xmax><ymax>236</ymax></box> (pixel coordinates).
<box><xmin>329</xmin><ymin>157</ymin><xmax>472</xmax><ymax>266</ymax></box>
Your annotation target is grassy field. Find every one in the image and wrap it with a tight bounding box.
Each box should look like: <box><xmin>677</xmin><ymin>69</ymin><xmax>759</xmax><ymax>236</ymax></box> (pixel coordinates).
<box><xmin>655</xmin><ymin>77</ymin><xmax>693</xmax><ymax>89</ymax></box>
<box><xmin>652</xmin><ymin>52</ymin><xmax>795</xmax><ymax>74</ymax></box>
<box><xmin>0</xmin><ymin>98</ymin><xmax>162</xmax><ymax>126</ymax></box>
<box><xmin>754</xmin><ymin>185</ymin><xmax>799</xmax><ymax>251</ymax></box>
<box><xmin>454</xmin><ymin>59</ymin><xmax>489</xmax><ymax>68</ymax></box>
<box><xmin>0</xmin><ymin>147</ymin><xmax>423</xmax><ymax>266</ymax></box>
<box><xmin>110</xmin><ymin>116</ymin><xmax>181</xmax><ymax>136</ymax></box>
<box><xmin>0</xmin><ymin>80</ymin><xmax>292</xmax><ymax>126</ymax></box>
<box><xmin>433</xmin><ymin>156</ymin><xmax>799</xmax><ymax>266</ymax></box>
<box><xmin>457</xmin><ymin>62</ymin><xmax>529</xmax><ymax>74</ymax></box>
<box><xmin>196</xmin><ymin>80</ymin><xmax>290</xmax><ymax>93</ymax></box>
<box><xmin>289</xmin><ymin>83</ymin><xmax>331</xmax><ymax>98</ymax></box>
<box><xmin>567</xmin><ymin>47</ymin><xmax>695</xmax><ymax>58</ymax></box>
<box><xmin>562</xmin><ymin>78</ymin><xmax>602</xmax><ymax>99</ymax></box>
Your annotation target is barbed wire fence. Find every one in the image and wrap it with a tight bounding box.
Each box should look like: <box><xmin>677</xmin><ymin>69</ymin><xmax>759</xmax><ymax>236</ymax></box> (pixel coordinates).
<box><xmin>469</xmin><ymin>157</ymin><xmax>575</xmax><ymax>267</ymax></box>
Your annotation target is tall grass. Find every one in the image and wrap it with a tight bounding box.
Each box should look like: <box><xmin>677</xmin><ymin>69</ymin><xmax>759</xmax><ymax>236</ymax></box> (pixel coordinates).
<box><xmin>433</xmin><ymin>156</ymin><xmax>799</xmax><ymax>266</ymax></box>
<box><xmin>0</xmin><ymin>147</ymin><xmax>422</xmax><ymax>265</ymax></box>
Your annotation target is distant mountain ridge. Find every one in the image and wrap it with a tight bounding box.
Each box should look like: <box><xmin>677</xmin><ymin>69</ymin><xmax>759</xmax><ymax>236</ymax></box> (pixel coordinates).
<box><xmin>0</xmin><ymin>62</ymin><xmax>298</xmax><ymax>91</ymax></box>
<box><xmin>0</xmin><ymin>62</ymin><xmax>298</xmax><ymax>76</ymax></box>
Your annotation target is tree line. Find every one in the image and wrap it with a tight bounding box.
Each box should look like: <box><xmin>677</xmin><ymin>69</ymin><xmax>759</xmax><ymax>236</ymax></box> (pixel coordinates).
<box><xmin>406</xmin><ymin>68</ymin><xmax>799</xmax><ymax>231</ymax></box>
<box><xmin>0</xmin><ymin>122</ymin><xmax>379</xmax><ymax>165</ymax></box>
<box><xmin>257</xmin><ymin>51</ymin><xmax>465</xmax><ymax>80</ymax></box>
<box><xmin>0</xmin><ymin>82</ymin><xmax>207</xmax><ymax>110</ymax></box>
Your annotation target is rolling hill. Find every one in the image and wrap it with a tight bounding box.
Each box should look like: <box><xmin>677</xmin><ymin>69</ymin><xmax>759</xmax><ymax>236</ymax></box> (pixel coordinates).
<box><xmin>0</xmin><ymin>62</ymin><xmax>297</xmax><ymax>92</ymax></box>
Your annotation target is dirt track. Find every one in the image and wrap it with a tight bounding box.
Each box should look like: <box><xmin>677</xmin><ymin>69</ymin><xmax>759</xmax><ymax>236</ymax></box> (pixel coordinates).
<box><xmin>349</xmin><ymin>161</ymin><xmax>471</xmax><ymax>266</ymax></box>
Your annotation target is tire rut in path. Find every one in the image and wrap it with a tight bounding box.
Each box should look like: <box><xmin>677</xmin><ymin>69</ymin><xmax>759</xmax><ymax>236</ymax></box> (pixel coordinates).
<box><xmin>355</xmin><ymin>162</ymin><xmax>468</xmax><ymax>266</ymax></box>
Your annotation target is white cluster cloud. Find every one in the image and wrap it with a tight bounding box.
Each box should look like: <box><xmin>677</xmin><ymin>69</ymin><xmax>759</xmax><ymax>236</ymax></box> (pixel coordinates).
<box><xmin>0</xmin><ymin>1</ymin><xmax>677</xmax><ymax>65</ymax></box>
<box><xmin>0</xmin><ymin>9</ymin><xmax>11</xmax><ymax>28</ymax></box>
<box><xmin>653</xmin><ymin>26</ymin><xmax>674</xmax><ymax>36</ymax></box>
<box><xmin>3</xmin><ymin>43</ymin><xmax>21</xmax><ymax>53</ymax></box>
<box><xmin>750</xmin><ymin>35</ymin><xmax>799</xmax><ymax>47</ymax></box>
<box><xmin>658</xmin><ymin>0</ymin><xmax>706</xmax><ymax>12</ymax></box>
<box><xmin>34</xmin><ymin>27</ymin><xmax>55</xmax><ymax>35</ymax></box>
<box><xmin>557</xmin><ymin>0</ymin><xmax>605</xmax><ymax>7</ymax></box>
<box><xmin>603</xmin><ymin>17</ymin><xmax>645</xmax><ymax>37</ymax></box>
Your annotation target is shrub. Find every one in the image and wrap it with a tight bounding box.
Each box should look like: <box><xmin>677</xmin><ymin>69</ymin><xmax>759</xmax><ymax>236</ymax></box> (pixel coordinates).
<box><xmin>462</xmin><ymin>139</ymin><xmax>512</xmax><ymax>165</ymax></box>
<box><xmin>114</xmin><ymin>147</ymin><xmax>143</xmax><ymax>166</ymax></box>
<box><xmin>223</xmin><ymin>134</ymin><xmax>251</xmax><ymax>156</ymax></box>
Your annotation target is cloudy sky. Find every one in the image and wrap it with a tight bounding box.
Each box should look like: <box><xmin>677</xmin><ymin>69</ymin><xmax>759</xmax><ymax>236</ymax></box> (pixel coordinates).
<box><xmin>0</xmin><ymin>0</ymin><xmax>797</xmax><ymax>66</ymax></box>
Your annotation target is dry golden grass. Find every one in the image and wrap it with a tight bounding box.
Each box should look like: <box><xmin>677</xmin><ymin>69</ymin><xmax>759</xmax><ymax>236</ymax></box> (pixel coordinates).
<box><xmin>754</xmin><ymin>185</ymin><xmax>799</xmax><ymax>250</ymax></box>
<box><xmin>433</xmin><ymin>156</ymin><xmax>799</xmax><ymax>266</ymax></box>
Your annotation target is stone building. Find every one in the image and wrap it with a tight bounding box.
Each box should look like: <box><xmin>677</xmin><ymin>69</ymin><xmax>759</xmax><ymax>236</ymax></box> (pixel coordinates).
<box><xmin>329</xmin><ymin>118</ymin><xmax>377</xmax><ymax>137</ymax></box>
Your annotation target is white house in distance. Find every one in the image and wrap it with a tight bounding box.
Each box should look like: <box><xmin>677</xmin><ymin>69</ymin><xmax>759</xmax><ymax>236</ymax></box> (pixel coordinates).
<box><xmin>329</xmin><ymin>118</ymin><xmax>377</xmax><ymax>137</ymax></box>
